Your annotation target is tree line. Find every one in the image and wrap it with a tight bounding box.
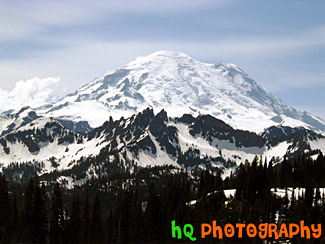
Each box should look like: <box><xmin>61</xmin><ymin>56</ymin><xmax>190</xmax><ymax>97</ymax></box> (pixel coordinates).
<box><xmin>1</xmin><ymin>153</ymin><xmax>325</xmax><ymax>243</ymax></box>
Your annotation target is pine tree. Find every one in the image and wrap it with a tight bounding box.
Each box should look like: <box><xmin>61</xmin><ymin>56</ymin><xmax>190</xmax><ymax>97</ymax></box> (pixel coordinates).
<box><xmin>115</xmin><ymin>189</ymin><xmax>131</xmax><ymax>244</ymax></box>
<box><xmin>246</xmin><ymin>156</ymin><xmax>258</xmax><ymax>201</ymax></box>
<box><xmin>104</xmin><ymin>211</ymin><xmax>114</xmax><ymax>244</ymax></box>
<box><xmin>0</xmin><ymin>173</ymin><xmax>10</xmax><ymax>243</ymax></box>
<box><xmin>49</xmin><ymin>182</ymin><xmax>64</xmax><ymax>244</ymax></box>
<box><xmin>145</xmin><ymin>182</ymin><xmax>160</xmax><ymax>242</ymax></box>
<box><xmin>113</xmin><ymin>188</ymin><xmax>123</xmax><ymax>243</ymax></box>
<box><xmin>89</xmin><ymin>192</ymin><xmax>104</xmax><ymax>244</ymax></box>
<box><xmin>31</xmin><ymin>182</ymin><xmax>48</xmax><ymax>244</ymax></box>
<box><xmin>267</xmin><ymin>159</ymin><xmax>274</xmax><ymax>189</ymax></box>
<box><xmin>22</xmin><ymin>176</ymin><xmax>36</xmax><ymax>242</ymax></box>
<box><xmin>81</xmin><ymin>187</ymin><xmax>90</xmax><ymax>244</ymax></box>
<box><xmin>130</xmin><ymin>189</ymin><xmax>143</xmax><ymax>242</ymax></box>
<box><xmin>305</xmin><ymin>187</ymin><xmax>314</xmax><ymax>208</ymax></box>
<box><xmin>10</xmin><ymin>193</ymin><xmax>20</xmax><ymax>243</ymax></box>
<box><xmin>61</xmin><ymin>206</ymin><xmax>69</xmax><ymax>244</ymax></box>
<box><xmin>235</xmin><ymin>163</ymin><xmax>246</xmax><ymax>200</ymax></box>
<box><xmin>68</xmin><ymin>193</ymin><xmax>81</xmax><ymax>244</ymax></box>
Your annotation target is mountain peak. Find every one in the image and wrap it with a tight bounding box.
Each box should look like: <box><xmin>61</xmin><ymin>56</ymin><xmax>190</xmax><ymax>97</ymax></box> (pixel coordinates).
<box><xmin>140</xmin><ymin>50</ymin><xmax>192</xmax><ymax>61</ymax></box>
<box><xmin>17</xmin><ymin>106</ymin><xmax>32</xmax><ymax>114</ymax></box>
<box><xmin>129</xmin><ymin>50</ymin><xmax>241</xmax><ymax>70</ymax></box>
<box><xmin>149</xmin><ymin>49</ymin><xmax>188</xmax><ymax>57</ymax></box>
<box><xmin>38</xmin><ymin>51</ymin><xmax>325</xmax><ymax>133</ymax></box>
<box><xmin>124</xmin><ymin>49</ymin><xmax>197</xmax><ymax>70</ymax></box>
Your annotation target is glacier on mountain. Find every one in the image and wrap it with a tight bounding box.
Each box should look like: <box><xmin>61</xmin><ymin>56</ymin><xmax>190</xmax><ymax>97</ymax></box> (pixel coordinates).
<box><xmin>33</xmin><ymin>50</ymin><xmax>325</xmax><ymax>134</ymax></box>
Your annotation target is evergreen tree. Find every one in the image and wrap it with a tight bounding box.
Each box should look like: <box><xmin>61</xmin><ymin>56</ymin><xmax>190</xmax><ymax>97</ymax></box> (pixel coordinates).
<box><xmin>115</xmin><ymin>189</ymin><xmax>131</xmax><ymax>244</ymax></box>
<box><xmin>22</xmin><ymin>176</ymin><xmax>36</xmax><ymax>243</ymax></box>
<box><xmin>129</xmin><ymin>189</ymin><xmax>143</xmax><ymax>242</ymax></box>
<box><xmin>145</xmin><ymin>182</ymin><xmax>160</xmax><ymax>242</ymax></box>
<box><xmin>235</xmin><ymin>163</ymin><xmax>246</xmax><ymax>200</ymax></box>
<box><xmin>81</xmin><ymin>187</ymin><xmax>90</xmax><ymax>244</ymax></box>
<box><xmin>89</xmin><ymin>192</ymin><xmax>104</xmax><ymax>244</ymax></box>
<box><xmin>0</xmin><ymin>174</ymin><xmax>10</xmax><ymax>243</ymax></box>
<box><xmin>49</xmin><ymin>182</ymin><xmax>64</xmax><ymax>244</ymax></box>
<box><xmin>104</xmin><ymin>211</ymin><xmax>114</xmax><ymax>244</ymax></box>
<box><xmin>2</xmin><ymin>152</ymin><xmax>325</xmax><ymax>244</ymax></box>
<box><xmin>10</xmin><ymin>193</ymin><xmax>20</xmax><ymax>243</ymax></box>
<box><xmin>68</xmin><ymin>193</ymin><xmax>81</xmax><ymax>244</ymax></box>
<box><xmin>31</xmin><ymin>182</ymin><xmax>48</xmax><ymax>244</ymax></box>
<box><xmin>267</xmin><ymin>159</ymin><xmax>274</xmax><ymax>189</ymax></box>
<box><xmin>246</xmin><ymin>156</ymin><xmax>258</xmax><ymax>201</ymax></box>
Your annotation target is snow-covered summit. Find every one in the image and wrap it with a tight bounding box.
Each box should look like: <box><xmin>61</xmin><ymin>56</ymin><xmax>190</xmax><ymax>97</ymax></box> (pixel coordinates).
<box><xmin>0</xmin><ymin>106</ymin><xmax>40</xmax><ymax>136</ymax></box>
<box><xmin>37</xmin><ymin>50</ymin><xmax>325</xmax><ymax>133</ymax></box>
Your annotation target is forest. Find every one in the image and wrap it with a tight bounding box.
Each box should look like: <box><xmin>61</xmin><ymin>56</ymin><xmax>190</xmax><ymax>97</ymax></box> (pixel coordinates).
<box><xmin>1</xmin><ymin>153</ymin><xmax>325</xmax><ymax>243</ymax></box>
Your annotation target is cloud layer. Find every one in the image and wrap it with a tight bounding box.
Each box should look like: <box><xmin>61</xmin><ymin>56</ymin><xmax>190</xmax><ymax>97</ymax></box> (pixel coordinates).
<box><xmin>0</xmin><ymin>77</ymin><xmax>63</xmax><ymax>113</ymax></box>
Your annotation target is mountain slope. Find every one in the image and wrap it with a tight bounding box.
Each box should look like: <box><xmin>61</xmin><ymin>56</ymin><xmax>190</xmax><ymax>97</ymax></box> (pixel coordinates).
<box><xmin>0</xmin><ymin>106</ymin><xmax>40</xmax><ymax>136</ymax></box>
<box><xmin>1</xmin><ymin>108</ymin><xmax>324</xmax><ymax>179</ymax></box>
<box><xmin>36</xmin><ymin>50</ymin><xmax>325</xmax><ymax>133</ymax></box>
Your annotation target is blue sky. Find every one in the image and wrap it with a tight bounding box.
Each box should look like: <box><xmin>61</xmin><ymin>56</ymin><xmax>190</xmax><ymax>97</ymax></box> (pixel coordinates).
<box><xmin>0</xmin><ymin>0</ymin><xmax>324</xmax><ymax>119</ymax></box>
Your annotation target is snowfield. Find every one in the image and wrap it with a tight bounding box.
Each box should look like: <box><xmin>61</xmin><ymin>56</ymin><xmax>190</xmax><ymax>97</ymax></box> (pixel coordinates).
<box><xmin>34</xmin><ymin>50</ymin><xmax>325</xmax><ymax>134</ymax></box>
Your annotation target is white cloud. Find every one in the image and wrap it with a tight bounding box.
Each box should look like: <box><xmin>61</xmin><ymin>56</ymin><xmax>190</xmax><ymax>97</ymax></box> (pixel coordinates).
<box><xmin>0</xmin><ymin>77</ymin><xmax>64</xmax><ymax>113</ymax></box>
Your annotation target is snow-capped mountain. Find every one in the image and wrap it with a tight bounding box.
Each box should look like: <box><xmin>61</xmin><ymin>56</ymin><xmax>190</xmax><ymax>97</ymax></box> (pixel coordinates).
<box><xmin>1</xmin><ymin>50</ymin><xmax>325</xmax><ymax>185</ymax></box>
<box><xmin>0</xmin><ymin>106</ymin><xmax>92</xmax><ymax>136</ymax></box>
<box><xmin>1</xmin><ymin>108</ymin><xmax>324</xmax><ymax>181</ymax></box>
<box><xmin>0</xmin><ymin>106</ymin><xmax>40</xmax><ymax>136</ymax></box>
<box><xmin>36</xmin><ymin>50</ymin><xmax>325</xmax><ymax>133</ymax></box>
